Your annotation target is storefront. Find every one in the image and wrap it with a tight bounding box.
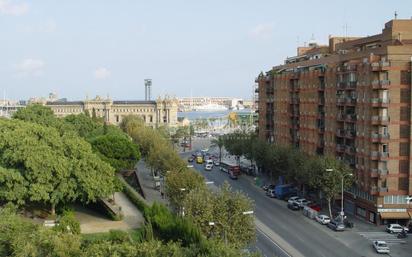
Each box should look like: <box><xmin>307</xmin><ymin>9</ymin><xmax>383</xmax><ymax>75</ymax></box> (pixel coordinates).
<box><xmin>378</xmin><ymin>209</ymin><xmax>411</xmax><ymax>226</ymax></box>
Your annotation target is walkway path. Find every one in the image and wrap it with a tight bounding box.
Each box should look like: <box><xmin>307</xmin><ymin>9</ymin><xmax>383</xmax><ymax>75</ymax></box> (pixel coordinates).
<box><xmin>135</xmin><ymin>160</ymin><xmax>168</xmax><ymax>205</ymax></box>
<box><xmin>76</xmin><ymin>192</ymin><xmax>144</xmax><ymax>234</ymax></box>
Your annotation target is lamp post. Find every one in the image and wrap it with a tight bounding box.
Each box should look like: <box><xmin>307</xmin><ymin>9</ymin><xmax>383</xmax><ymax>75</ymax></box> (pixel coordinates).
<box><xmin>326</xmin><ymin>168</ymin><xmax>352</xmax><ymax>219</ymax></box>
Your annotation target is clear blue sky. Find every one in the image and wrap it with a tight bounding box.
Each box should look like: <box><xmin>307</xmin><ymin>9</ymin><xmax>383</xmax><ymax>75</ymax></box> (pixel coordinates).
<box><xmin>0</xmin><ymin>0</ymin><xmax>409</xmax><ymax>100</ymax></box>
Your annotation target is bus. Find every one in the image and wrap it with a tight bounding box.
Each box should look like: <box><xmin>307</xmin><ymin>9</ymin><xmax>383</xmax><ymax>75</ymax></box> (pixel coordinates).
<box><xmin>219</xmin><ymin>161</ymin><xmax>240</xmax><ymax>179</ymax></box>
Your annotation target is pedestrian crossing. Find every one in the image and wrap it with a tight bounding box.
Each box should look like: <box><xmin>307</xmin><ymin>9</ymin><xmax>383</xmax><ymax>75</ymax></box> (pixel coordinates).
<box><xmin>358</xmin><ymin>231</ymin><xmax>406</xmax><ymax>245</ymax></box>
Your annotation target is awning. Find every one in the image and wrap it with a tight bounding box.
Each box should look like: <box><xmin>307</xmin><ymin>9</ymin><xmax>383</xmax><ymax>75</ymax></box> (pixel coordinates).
<box><xmin>380</xmin><ymin>212</ymin><xmax>410</xmax><ymax>219</ymax></box>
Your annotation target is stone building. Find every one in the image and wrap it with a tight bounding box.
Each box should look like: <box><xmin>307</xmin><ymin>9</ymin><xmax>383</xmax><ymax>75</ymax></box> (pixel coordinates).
<box><xmin>256</xmin><ymin>19</ymin><xmax>412</xmax><ymax>224</ymax></box>
<box><xmin>44</xmin><ymin>95</ymin><xmax>178</xmax><ymax>127</ymax></box>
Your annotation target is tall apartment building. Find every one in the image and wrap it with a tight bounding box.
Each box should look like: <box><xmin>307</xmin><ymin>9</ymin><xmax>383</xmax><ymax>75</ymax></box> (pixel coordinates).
<box><xmin>256</xmin><ymin>19</ymin><xmax>412</xmax><ymax>225</ymax></box>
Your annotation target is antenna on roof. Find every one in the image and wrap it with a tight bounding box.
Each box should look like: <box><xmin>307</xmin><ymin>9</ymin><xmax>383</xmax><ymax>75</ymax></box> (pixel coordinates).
<box><xmin>394</xmin><ymin>11</ymin><xmax>398</xmax><ymax>20</ymax></box>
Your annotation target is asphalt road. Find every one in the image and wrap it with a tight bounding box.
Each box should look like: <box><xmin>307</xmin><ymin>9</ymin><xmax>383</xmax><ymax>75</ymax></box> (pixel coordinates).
<box><xmin>182</xmin><ymin>138</ymin><xmax>390</xmax><ymax>257</ymax></box>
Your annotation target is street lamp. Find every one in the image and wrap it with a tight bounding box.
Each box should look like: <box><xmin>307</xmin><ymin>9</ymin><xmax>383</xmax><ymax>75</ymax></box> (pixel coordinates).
<box><xmin>326</xmin><ymin>168</ymin><xmax>352</xmax><ymax>219</ymax></box>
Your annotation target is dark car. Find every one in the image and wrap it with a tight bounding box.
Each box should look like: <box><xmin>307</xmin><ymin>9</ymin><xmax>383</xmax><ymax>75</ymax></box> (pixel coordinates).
<box><xmin>327</xmin><ymin>221</ymin><xmax>345</xmax><ymax>231</ymax></box>
<box><xmin>188</xmin><ymin>157</ymin><xmax>194</xmax><ymax>162</ymax></box>
<box><xmin>282</xmin><ymin>193</ymin><xmax>297</xmax><ymax>201</ymax></box>
<box><xmin>229</xmin><ymin>173</ymin><xmax>238</xmax><ymax>180</ymax></box>
<box><xmin>265</xmin><ymin>185</ymin><xmax>276</xmax><ymax>196</ymax></box>
<box><xmin>287</xmin><ymin>202</ymin><xmax>300</xmax><ymax>211</ymax></box>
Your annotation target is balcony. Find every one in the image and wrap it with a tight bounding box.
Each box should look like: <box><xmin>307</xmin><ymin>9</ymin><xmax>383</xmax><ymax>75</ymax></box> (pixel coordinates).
<box><xmin>370</xmin><ymin>186</ymin><xmax>378</xmax><ymax>195</ymax></box>
<box><xmin>337</xmin><ymin>97</ymin><xmax>346</xmax><ymax>105</ymax></box>
<box><xmin>371</xmin><ymin>80</ymin><xmax>390</xmax><ymax>89</ymax></box>
<box><xmin>379</xmin><ymin>187</ymin><xmax>388</xmax><ymax>193</ymax></box>
<box><xmin>336</xmin><ymin>144</ymin><xmax>345</xmax><ymax>152</ymax></box>
<box><xmin>336</xmin><ymin>128</ymin><xmax>345</xmax><ymax>137</ymax></box>
<box><xmin>371</xmin><ymin>98</ymin><xmax>389</xmax><ymax>107</ymax></box>
<box><xmin>346</xmin><ymin>64</ymin><xmax>357</xmax><ymax>71</ymax></box>
<box><xmin>345</xmin><ymin>129</ymin><xmax>356</xmax><ymax>139</ymax></box>
<box><xmin>337</xmin><ymin>113</ymin><xmax>345</xmax><ymax>122</ymax></box>
<box><xmin>345</xmin><ymin>146</ymin><xmax>356</xmax><ymax>155</ymax></box>
<box><xmin>371</xmin><ymin>132</ymin><xmax>390</xmax><ymax>142</ymax></box>
<box><xmin>371</xmin><ymin>115</ymin><xmax>389</xmax><ymax>125</ymax></box>
<box><xmin>379</xmin><ymin>168</ymin><xmax>388</xmax><ymax>176</ymax></box>
<box><xmin>371</xmin><ymin>61</ymin><xmax>390</xmax><ymax>71</ymax></box>
<box><xmin>346</xmin><ymin>81</ymin><xmax>357</xmax><ymax>90</ymax></box>
<box><xmin>370</xmin><ymin>151</ymin><xmax>389</xmax><ymax>160</ymax></box>
<box><xmin>370</xmin><ymin>168</ymin><xmax>378</xmax><ymax>178</ymax></box>
<box><xmin>345</xmin><ymin>97</ymin><xmax>357</xmax><ymax>106</ymax></box>
<box><xmin>346</xmin><ymin>114</ymin><xmax>357</xmax><ymax>122</ymax></box>
<box><xmin>337</xmin><ymin>81</ymin><xmax>346</xmax><ymax>89</ymax></box>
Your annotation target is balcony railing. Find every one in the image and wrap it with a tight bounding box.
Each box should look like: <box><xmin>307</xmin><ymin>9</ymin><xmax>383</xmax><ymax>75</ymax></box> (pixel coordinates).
<box><xmin>371</xmin><ymin>80</ymin><xmax>390</xmax><ymax>89</ymax></box>
<box><xmin>336</xmin><ymin>144</ymin><xmax>345</xmax><ymax>152</ymax></box>
<box><xmin>337</xmin><ymin>97</ymin><xmax>346</xmax><ymax>105</ymax></box>
<box><xmin>371</xmin><ymin>115</ymin><xmax>389</xmax><ymax>124</ymax></box>
<box><xmin>345</xmin><ymin>129</ymin><xmax>356</xmax><ymax>138</ymax></box>
<box><xmin>370</xmin><ymin>168</ymin><xmax>378</xmax><ymax>178</ymax></box>
<box><xmin>346</xmin><ymin>114</ymin><xmax>356</xmax><ymax>122</ymax></box>
<box><xmin>346</xmin><ymin>97</ymin><xmax>357</xmax><ymax>105</ymax></box>
<box><xmin>379</xmin><ymin>187</ymin><xmax>388</xmax><ymax>193</ymax></box>
<box><xmin>337</xmin><ymin>81</ymin><xmax>346</xmax><ymax>89</ymax></box>
<box><xmin>346</xmin><ymin>81</ymin><xmax>357</xmax><ymax>89</ymax></box>
<box><xmin>371</xmin><ymin>132</ymin><xmax>390</xmax><ymax>141</ymax></box>
<box><xmin>371</xmin><ymin>98</ymin><xmax>389</xmax><ymax>106</ymax></box>
<box><xmin>379</xmin><ymin>168</ymin><xmax>388</xmax><ymax>176</ymax></box>
<box><xmin>336</xmin><ymin>129</ymin><xmax>345</xmax><ymax>137</ymax></box>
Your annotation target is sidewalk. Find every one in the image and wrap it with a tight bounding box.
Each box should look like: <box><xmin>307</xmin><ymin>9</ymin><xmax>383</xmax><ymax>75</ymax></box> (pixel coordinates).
<box><xmin>135</xmin><ymin>160</ymin><xmax>168</xmax><ymax>206</ymax></box>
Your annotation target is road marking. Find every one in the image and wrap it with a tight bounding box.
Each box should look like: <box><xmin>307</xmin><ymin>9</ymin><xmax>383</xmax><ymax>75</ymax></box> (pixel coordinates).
<box><xmin>358</xmin><ymin>232</ymin><xmax>406</xmax><ymax>244</ymax></box>
<box><xmin>255</xmin><ymin>218</ymin><xmax>305</xmax><ymax>257</ymax></box>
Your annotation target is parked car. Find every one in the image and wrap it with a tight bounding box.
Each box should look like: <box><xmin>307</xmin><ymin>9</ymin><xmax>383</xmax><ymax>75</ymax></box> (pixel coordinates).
<box><xmin>266</xmin><ymin>189</ymin><xmax>276</xmax><ymax>198</ymax></box>
<box><xmin>261</xmin><ymin>184</ymin><xmax>269</xmax><ymax>191</ymax></box>
<box><xmin>213</xmin><ymin>160</ymin><xmax>220</xmax><ymax>166</ymax></box>
<box><xmin>308</xmin><ymin>203</ymin><xmax>321</xmax><ymax>212</ymax></box>
<box><xmin>287</xmin><ymin>202</ymin><xmax>300</xmax><ymax>211</ymax></box>
<box><xmin>295</xmin><ymin>198</ymin><xmax>310</xmax><ymax>208</ymax></box>
<box><xmin>372</xmin><ymin>240</ymin><xmax>390</xmax><ymax>254</ymax></box>
<box><xmin>315</xmin><ymin>214</ymin><xmax>331</xmax><ymax>225</ymax></box>
<box><xmin>229</xmin><ymin>172</ymin><xmax>238</xmax><ymax>180</ymax></box>
<box><xmin>327</xmin><ymin>220</ymin><xmax>345</xmax><ymax>231</ymax></box>
<box><xmin>283</xmin><ymin>193</ymin><xmax>297</xmax><ymax>202</ymax></box>
<box><xmin>205</xmin><ymin>159</ymin><xmax>213</xmax><ymax>166</ymax></box>
<box><xmin>265</xmin><ymin>185</ymin><xmax>276</xmax><ymax>196</ymax></box>
<box><xmin>386</xmin><ymin>224</ymin><xmax>409</xmax><ymax>234</ymax></box>
<box><xmin>287</xmin><ymin>196</ymin><xmax>300</xmax><ymax>204</ymax></box>
<box><xmin>205</xmin><ymin>164</ymin><xmax>213</xmax><ymax>171</ymax></box>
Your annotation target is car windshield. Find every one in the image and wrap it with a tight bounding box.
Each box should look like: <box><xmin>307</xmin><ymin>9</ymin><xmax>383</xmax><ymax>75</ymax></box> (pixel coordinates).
<box><xmin>378</xmin><ymin>243</ymin><xmax>388</xmax><ymax>247</ymax></box>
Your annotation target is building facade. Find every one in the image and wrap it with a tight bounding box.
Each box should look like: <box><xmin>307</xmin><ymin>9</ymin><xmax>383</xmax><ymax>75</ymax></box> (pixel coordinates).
<box><xmin>256</xmin><ymin>19</ymin><xmax>412</xmax><ymax>224</ymax></box>
<box><xmin>43</xmin><ymin>96</ymin><xmax>178</xmax><ymax>127</ymax></box>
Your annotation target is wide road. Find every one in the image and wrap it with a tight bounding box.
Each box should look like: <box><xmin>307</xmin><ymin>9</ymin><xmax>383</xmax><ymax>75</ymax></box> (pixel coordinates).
<box><xmin>182</xmin><ymin>138</ymin><xmax>384</xmax><ymax>257</ymax></box>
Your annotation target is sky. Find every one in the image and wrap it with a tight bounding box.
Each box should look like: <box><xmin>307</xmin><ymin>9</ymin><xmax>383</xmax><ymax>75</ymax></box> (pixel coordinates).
<box><xmin>0</xmin><ymin>0</ymin><xmax>410</xmax><ymax>101</ymax></box>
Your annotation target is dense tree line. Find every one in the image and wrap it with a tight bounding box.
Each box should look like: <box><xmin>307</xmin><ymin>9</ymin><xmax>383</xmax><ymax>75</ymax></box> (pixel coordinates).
<box><xmin>120</xmin><ymin>116</ymin><xmax>256</xmax><ymax>248</ymax></box>
<box><xmin>222</xmin><ymin>132</ymin><xmax>354</xmax><ymax>217</ymax></box>
<box><xmin>0</xmin><ymin>205</ymin><xmax>258</xmax><ymax>257</ymax></box>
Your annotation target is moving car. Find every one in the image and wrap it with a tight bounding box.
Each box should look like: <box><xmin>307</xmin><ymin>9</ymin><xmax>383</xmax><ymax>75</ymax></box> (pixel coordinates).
<box><xmin>287</xmin><ymin>202</ymin><xmax>300</xmax><ymax>211</ymax></box>
<box><xmin>315</xmin><ymin>214</ymin><xmax>331</xmax><ymax>225</ymax></box>
<box><xmin>205</xmin><ymin>164</ymin><xmax>213</xmax><ymax>171</ymax></box>
<box><xmin>372</xmin><ymin>240</ymin><xmax>390</xmax><ymax>254</ymax></box>
<box><xmin>386</xmin><ymin>224</ymin><xmax>409</xmax><ymax>234</ymax></box>
<box><xmin>187</xmin><ymin>157</ymin><xmax>194</xmax><ymax>162</ymax></box>
<box><xmin>196</xmin><ymin>156</ymin><xmax>204</xmax><ymax>164</ymax></box>
<box><xmin>327</xmin><ymin>220</ymin><xmax>345</xmax><ymax>231</ymax></box>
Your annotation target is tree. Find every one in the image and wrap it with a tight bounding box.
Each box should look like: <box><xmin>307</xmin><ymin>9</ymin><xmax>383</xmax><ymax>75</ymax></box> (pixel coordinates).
<box><xmin>0</xmin><ymin>119</ymin><xmax>116</xmax><ymax>215</ymax></box>
<box><xmin>12</xmin><ymin>104</ymin><xmax>73</xmax><ymax>134</ymax></box>
<box><xmin>63</xmin><ymin>113</ymin><xmax>101</xmax><ymax>138</ymax></box>
<box><xmin>210</xmin><ymin>136</ymin><xmax>225</xmax><ymax>162</ymax></box>
<box><xmin>89</xmin><ymin>133</ymin><xmax>141</xmax><ymax>171</ymax></box>
<box><xmin>183</xmin><ymin>183</ymin><xmax>255</xmax><ymax>248</ymax></box>
<box><xmin>309</xmin><ymin>156</ymin><xmax>353</xmax><ymax>218</ymax></box>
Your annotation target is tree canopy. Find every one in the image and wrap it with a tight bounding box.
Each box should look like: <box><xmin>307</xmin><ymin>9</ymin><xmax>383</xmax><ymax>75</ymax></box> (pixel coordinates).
<box><xmin>0</xmin><ymin>118</ymin><xmax>116</xmax><ymax>213</ymax></box>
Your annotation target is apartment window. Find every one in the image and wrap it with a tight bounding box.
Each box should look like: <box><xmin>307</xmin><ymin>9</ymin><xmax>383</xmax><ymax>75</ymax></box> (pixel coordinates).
<box><xmin>400</xmin><ymin>107</ymin><xmax>410</xmax><ymax>121</ymax></box>
<box><xmin>399</xmin><ymin>125</ymin><xmax>410</xmax><ymax>138</ymax></box>
<box><xmin>400</xmin><ymin>89</ymin><xmax>410</xmax><ymax>103</ymax></box>
<box><xmin>399</xmin><ymin>178</ymin><xmax>409</xmax><ymax>191</ymax></box>
<box><xmin>399</xmin><ymin>160</ymin><xmax>409</xmax><ymax>174</ymax></box>
<box><xmin>400</xmin><ymin>71</ymin><xmax>411</xmax><ymax>85</ymax></box>
<box><xmin>382</xmin><ymin>144</ymin><xmax>388</xmax><ymax>153</ymax></box>
<box><xmin>399</xmin><ymin>143</ymin><xmax>410</xmax><ymax>156</ymax></box>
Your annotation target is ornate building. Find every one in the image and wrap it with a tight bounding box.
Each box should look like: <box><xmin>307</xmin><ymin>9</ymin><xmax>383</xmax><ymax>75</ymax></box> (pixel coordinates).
<box><xmin>43</xmin><ymin>96</ymin><xmax>178</xmax><ymax>126</ymax></box>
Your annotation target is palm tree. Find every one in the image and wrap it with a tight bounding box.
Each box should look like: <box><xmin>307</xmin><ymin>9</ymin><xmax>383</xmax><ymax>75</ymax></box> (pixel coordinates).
<box><xmin>210</xmin><ymin>136</ymin><xmax>225</xmax><ymax>162</ymax></box>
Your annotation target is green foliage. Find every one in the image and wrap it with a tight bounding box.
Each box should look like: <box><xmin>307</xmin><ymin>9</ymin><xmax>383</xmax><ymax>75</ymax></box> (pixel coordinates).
<box><xmin>118</xmin><ymin>175</ymin><xmax>149</xmax><ymax>213</ymax></box>
<box><xmin>0</xmin><ymin>166</ymin><xmax>27</xmax><ymax>206</ymax></box>
<box><xmin>183</xmin><ymin>183</ymin><xmax>255</xmax><ymax>248</ymax></box>
<box><xmin>89</xmin><ymin>133</ymin><xmax>141</xmax><ymax>171</ymax></box>
<box><xmin>64</xmin><ymin>113</ymin><xmax>101</xmax><ymax>138</ymax></box>
<box><xmin>0</xmin><ymin>119</ymin><xmax>116</xmax><ymax>213</ymax></box>
<box><xmin>210</xmin><ymin>136</ymin><xmax>225</xmax><ymax>162</ymax></box>
<box><xmin>54</xmin><ymin>210</ymin><xmax>81</xmax><ymax>234</ymax></box>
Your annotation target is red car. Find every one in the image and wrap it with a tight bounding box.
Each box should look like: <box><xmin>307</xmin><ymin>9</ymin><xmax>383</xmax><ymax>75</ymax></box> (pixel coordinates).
<box><xmin>308</xmin><ymin>203</ymin><xmax>321</xmax><ymax>212</ymax></box>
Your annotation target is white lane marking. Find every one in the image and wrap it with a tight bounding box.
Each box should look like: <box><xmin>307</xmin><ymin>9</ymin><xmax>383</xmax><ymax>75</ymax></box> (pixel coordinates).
<box><xmin>256</xmin><ymin>227</ymin><xmax>292</xmax><ymax>257</ymax></box>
